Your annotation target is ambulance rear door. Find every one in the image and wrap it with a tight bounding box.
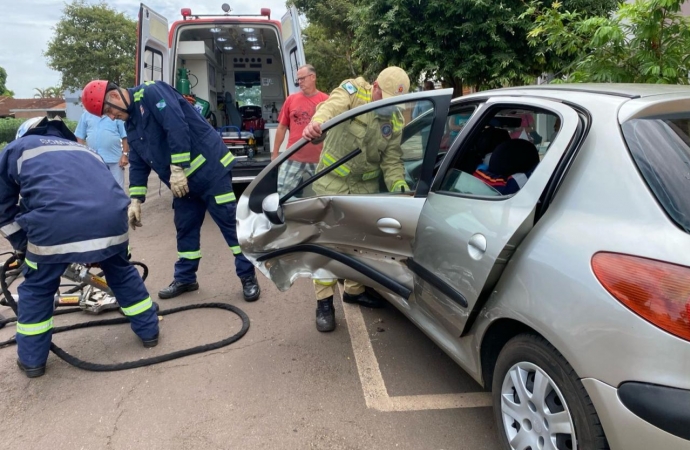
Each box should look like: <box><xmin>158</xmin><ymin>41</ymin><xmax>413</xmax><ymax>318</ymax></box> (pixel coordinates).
<box><xmin>280</xmin><ymin>6</ymin><xmax>306</xmax><ymax>95</ymax></box>
<box><xmin>136</xmin><ymin>4</ymin><xmax>171</xmax><ymax>84</ymax></box>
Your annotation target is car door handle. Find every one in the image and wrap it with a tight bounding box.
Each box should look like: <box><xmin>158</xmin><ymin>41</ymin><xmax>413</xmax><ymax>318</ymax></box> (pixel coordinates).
<box><xmin>377</xmin><ymin>218</ymin><xmax>402</xmax><ymax>234</ymax></box>
<box><xmin>468</xmin><ymin>233</ymin><xmax>487</xmax><ymax>260</ymax></box>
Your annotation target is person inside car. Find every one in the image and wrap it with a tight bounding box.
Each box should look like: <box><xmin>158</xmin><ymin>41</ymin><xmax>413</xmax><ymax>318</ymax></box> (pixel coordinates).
<box><xmin>473</xmin><ymin>138</ymin><xmax>540</xmax><ymax>195</ymax></box>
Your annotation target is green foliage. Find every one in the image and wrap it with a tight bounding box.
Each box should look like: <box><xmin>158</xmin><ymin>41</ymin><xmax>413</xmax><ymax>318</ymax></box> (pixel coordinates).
<box><xmin>0</xmin><ymin>66</ymin><xmax>14</xmax><ymax>97</ymax></box>
<box><xmin>44</xmin><ymin>0</ymin><xmax>137</xmax><ymax>91</ymax></box>
<box><xmin>0</xmin><ymin>118</ymin><xmax>78</xmax><ymax>147</ymax></box>
<box><xmin>33</xmin><ymin>87</ymin><xmax>63</xmax><ymax>99</ymax></box>
<box><xmin>303</xmin><ymin>23</ymin><xmax>363</xmax><ymax>93</ymax></box>
<box><xmin>524</xmin><ymin>0</ymin><xmax>690</xmax><ymax>83</ymax></box>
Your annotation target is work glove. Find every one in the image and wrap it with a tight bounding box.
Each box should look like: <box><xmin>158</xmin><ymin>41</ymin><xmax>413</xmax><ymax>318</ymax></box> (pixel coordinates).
<box><xmin>169</xmin><ymin>165</ymin><xmax>189</xmax><ymax>198</ymax></box>
<box><xmin>128</xmin><ymin>199</ymin><xmax>143</xmax><ymax>230</ymax></box>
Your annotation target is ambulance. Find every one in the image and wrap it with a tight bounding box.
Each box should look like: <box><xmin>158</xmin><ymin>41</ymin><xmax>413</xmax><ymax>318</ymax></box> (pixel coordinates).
<box><xmin>135</xmin><ymin>3</ymin><xmax>306</xmax><ymax>183</ymax></box>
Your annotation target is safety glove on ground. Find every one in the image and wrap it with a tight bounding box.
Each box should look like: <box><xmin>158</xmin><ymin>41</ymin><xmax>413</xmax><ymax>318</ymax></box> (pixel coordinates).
<box><xmin>128</xmin><ymin>199</ymin><xmax>143</xmax><ymax>230</ymax></box>
<box><xmin>169</xmin><ymin>165</ymin><xmax>189</xmax><ymax>198</ymax></box>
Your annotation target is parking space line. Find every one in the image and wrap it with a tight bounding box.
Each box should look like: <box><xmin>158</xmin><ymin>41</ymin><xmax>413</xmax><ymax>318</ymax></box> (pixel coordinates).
<box><xmin>340</xmin><ymin>295</ymin><xmax>492</xmax><ymax>412</ymax></box>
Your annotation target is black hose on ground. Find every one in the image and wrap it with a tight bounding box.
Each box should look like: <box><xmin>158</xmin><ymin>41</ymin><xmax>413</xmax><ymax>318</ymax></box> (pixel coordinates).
<box><xmin>0</xmin><ymin>256</ymin><xmax>250</xmax><ymax>371</ymax></box>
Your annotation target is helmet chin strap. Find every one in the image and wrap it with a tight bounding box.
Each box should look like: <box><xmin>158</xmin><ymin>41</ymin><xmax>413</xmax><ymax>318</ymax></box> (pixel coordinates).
<box><xmin>103</xmin><ymin>87</ymin><xmax>131</xmax><ymax>114</ymax></box>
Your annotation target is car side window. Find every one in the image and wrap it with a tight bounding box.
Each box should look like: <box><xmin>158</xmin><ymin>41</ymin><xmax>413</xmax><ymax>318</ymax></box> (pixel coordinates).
<box><xmin>439</xmin><ymin>107</ymin><xmax>561</xmax><ymax>197</ymax></box>
<box><xmin>277</xmin><ymin>99</ymin><xmax>437</xmax><ymax>202</ymax></box>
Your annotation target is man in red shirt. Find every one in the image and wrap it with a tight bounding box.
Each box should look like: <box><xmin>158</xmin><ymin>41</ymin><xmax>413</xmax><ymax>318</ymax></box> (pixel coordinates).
<box><xmin>271</xmin><ymin>64</ymin><xmax>329</xmax><ymax>197</ymax></box>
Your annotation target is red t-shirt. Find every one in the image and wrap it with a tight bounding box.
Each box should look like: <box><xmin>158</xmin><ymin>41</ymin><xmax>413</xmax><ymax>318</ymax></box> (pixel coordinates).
<box><xmin>278</xmin><ymin>90</ymin><xmax>329</xmax><ymax>163</ymax></box>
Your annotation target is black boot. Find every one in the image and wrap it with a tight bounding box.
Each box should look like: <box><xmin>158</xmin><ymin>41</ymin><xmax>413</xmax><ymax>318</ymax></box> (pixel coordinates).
<box><xmin>316</xmin><ymin>297</ymin><xmax>336</xmax><ymax>332</ymax></box>
<box><xmin>17</xmin><ymin>359</ymin><xmax>46</xmax><ymax>378</ymax></box>
<box><xmin>240</xmin><ymin>274</ymin><xmax>261</xmax><ymax>302</ymax></box>
<box><xmin>342</xmin><ymin>287</ymin><xmax>386</xmax><ymax>308</ymax></box>
<box><xmin>158</xmin><ymin>280</ymin><xmax>199</xmax><ymax>299</ymax></box>
<box><xmin>141</xmin><ymin>333</ymin><xmax>159</xmax><ymax>348</ymax></box>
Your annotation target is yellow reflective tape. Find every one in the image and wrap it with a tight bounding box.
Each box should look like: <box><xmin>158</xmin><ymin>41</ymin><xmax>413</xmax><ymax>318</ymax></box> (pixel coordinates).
<box><xmin>215</xmin><ymin>192</ymin><xmax>236</xmax><ymax>204</ymax></box>
<box><xmin>355</xmin><ymin>91</ymin><xmax>372</xmax><ymax>102</ymax></box>
<box><xmin>25</xmin><ymin>259</ymin><xmax>37</xmax><ymax>270</ymax></box>
<box><xmin>171</xmin><ymin>152</ymin><xmax>191</xmax><ymax>164</ymax></box>
<box><xmin>220</xmin><ymin>151</ymin><xmax>235</xmax><ymax>167</ymax></box>
<box><xmin>362</xmin><ymin>170</ymin><xmax>381</xmax><ymax>181</ymax></box>
<box><xmin>314</xmin><ymin>280</ymin><xmax>337</xmax><ymax>286</ymax></box>
<box><xmin>133</xmin><ymin>89</ymin><xmax>144</xmax><ymax>102</ymax></box>
<box><xmin>178</xmin><ymin>250</ymin><xmax>202</xmax><ymax>260</ymax></box>
<box><xmin>391</xmin><ymin>180</ymin><xmax>408</xmax><ymax>192</ymax></box>
<box><xmin>392</xmin><ymin>113</ymin><xmax>404</xmax><ymax>132</ymax></box>
<box><xmin>16</xmin><ymin>317</ymin><xmax>53</xmax><ymax>336</ymax></box>
<box><xmin>121</xmin><ymin>297</ymin><xmax>153</xmax><ymax>316</ymax></box>
<box><xmin>144</xmin><ymin>81</ymin><xmax>156</xmax><ymax>86</ymax></box>
<box><xmin>322</xmin><ymin>153</ymin><xmax>350</xmax><ymax>177</ymax></box>
<box><xmin>184</xmin><ymin>155</ymin><xmax>206</xmax><ymax>177</ymax></box>
<box><xmin>129</xmin><ymin>186</ymin><xmax>147</xmax><ymax>196</ymax></box>
<box><xmin>230</xmin><ymin>245</ymin><xmax>242</xmax><ymax>255</ymax></box>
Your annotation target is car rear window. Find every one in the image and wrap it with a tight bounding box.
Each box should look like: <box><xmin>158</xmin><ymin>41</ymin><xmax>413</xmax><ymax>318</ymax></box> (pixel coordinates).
<box><xmin>622</xmin><ymin>117</ymin><xmax>690</xmax><ymax>233</ymax></box>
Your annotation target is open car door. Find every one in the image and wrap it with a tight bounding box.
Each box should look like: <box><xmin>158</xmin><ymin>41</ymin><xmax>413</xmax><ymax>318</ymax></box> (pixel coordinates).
<box><xmin>136</xmin><ymin>4</ymin><xmax>170</xmax><ymax>84</ymax></box>
<box><xmin>237</xmin><ymin>89</ymin><xmax>453</xmax><ymax>302</ymax></box>
<box><xmin>280</xmin><ymin>6</ymin><xmax>306</xmax><ymax>95</ymax></box>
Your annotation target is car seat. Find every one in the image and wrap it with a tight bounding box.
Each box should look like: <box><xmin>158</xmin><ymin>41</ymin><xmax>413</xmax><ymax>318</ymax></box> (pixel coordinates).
<box><xmin>488</xmin><ymin>138</ymin><xmax>540</xmax><ymax>179</ymax></box>
<box><xmin>458</xmin><ymin>126</ymin><xmax>511</xmax><ymax>173</ymax></box>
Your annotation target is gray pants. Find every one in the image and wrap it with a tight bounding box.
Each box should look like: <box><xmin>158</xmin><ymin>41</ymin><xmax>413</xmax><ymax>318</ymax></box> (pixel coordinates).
<box><xmin>106</xmin><ymin>163</ymin><xmax>125</xmax><ymax>190</ymax></box>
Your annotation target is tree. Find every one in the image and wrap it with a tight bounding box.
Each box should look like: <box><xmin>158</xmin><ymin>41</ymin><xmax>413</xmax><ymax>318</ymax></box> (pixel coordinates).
<box><xmin>349</xmin><ymin>0</ymin><xmax>618</xmax><ymax>96</ymax></box>
<box><xmin>44</xmin><ymin>0</ymin><xmax>136</xmax><ymax>91</ymax></box>
<box><xmin>524</xmin><ymin>0</ymin><xmax>690</xmax><ymax>84</ymax></box>
<box><xmin>0</xmin><ymin>66</ymin><xmax>14</xmax><ymax>97</ymax></box>
<box><xmin>33</xmin><ymin>87</ymin><xmax>62</xmax><ymax>99</ymax></box>
<box><xmin>303</xmin><ymin>23</ymin><xmax>363</xmax><ymax>93</ymax></box>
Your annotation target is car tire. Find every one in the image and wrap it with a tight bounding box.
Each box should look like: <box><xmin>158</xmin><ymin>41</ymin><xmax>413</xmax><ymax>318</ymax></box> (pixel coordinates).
<box><xmin>492</xmin><ymin>334</ymin><xmax>609</xmax><ymax>450</ymax></box>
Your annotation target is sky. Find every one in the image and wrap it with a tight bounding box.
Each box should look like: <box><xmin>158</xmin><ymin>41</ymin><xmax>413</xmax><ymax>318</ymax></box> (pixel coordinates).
<box><xmin>0</xmin><ymin>0</ymin><xmax>289</xmax><ymax>98</ymax></box>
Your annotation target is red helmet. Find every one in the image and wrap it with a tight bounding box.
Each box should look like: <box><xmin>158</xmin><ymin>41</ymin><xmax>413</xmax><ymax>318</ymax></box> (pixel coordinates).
<box><xmin>82</xmin><ymin>80</ymin><xmax>109</xmax><ymax>116</ymax></box>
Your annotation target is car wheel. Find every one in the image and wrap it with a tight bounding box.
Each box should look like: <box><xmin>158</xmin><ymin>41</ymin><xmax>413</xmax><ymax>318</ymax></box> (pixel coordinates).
<box><xmin>492</xmin><ymin>334</ymin><xmax>609</xmax><ymax>450</ymax></box>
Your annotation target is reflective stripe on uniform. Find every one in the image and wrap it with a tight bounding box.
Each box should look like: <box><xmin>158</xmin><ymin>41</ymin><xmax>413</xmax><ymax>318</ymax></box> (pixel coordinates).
<box><xmin>322</xmin><ymin>153</ymin><xmax>350</xmax><ymax>177</ymax></box>
<box><xmin>16</xmin><ymin>317</ymin><xmax>53</xmax><ymax>336</ymax></box>
<box><xmin>17</xmin><ymin>145</ymin><xmax>103</xmax><ymax>174</ymax></box>
<box><xmin>220</xmin><ymin>151</ymin><xmax>235</xmax><ymax>167</ymax></box>
<box><xmin>133</xmin><ymin>89</ymin><xmax>144</xmax><ymax>102</ymax></box>
<box><xmin>230</xmin><ymin>246</ymin><xmax>242</xmax><ymax>255</ymax></box>
<box><xmin>25</xmin><ymin>258</ymin><xmax>37</xmax><ymax>270</ymax></box>
<box><xmin>27</xmin><ymin>232</ymin><xmax>129</xmax><ymax>256</ymax></box>
<box><xmin>171</xmin><ymin>152</ymin><xmax>191</xmax><ymax>164</ymax></box>
<box><xmin>0</xmin><ymin>222</ymin><xmax>21</xmax><ymax>237</ymax></box>
<box><xmin>362</xmin><ymin>169</ymin><xmax>381</xmax><ymax>181</ymax></box>
<box><xmin>391</xmin><ymin>180</ymin><xmax>407</xmax><ymax>192</ymax></box>
<box><xmin>121</xmin><ymin>297</ymin><xmax>153</xmax><ymax>316</ymax></box>
<box><xmin>215</xmin><ymin>192</ymin><xmax>236</xmax><ymax>204</ymax></box>
<box><xmin>178</xmin><ymin>250</ymin><xmax>202</xmax><ymax>260</ymax></box>
<box><xmin>314</xmin><ymin>279</ymin><xmax>337</xmax><ymax>286</ymax></box>
<box><xmin>355</xmin><ymin>91</ymin><xmax>372</xmax><ymax>102</ymax></box>
<box><xmin>184</xmin><ymin>155</ymin><xmax>206</xmax><ymax>177</ymax></box>
<box><xmin>144</xmin><ymin>81</ymin><xmax>156</xmax><ymax>86</ymax></box>
<box><xmin>391</xmin><ymin>113</ymin><xmax>404</xmax><ymax>132</ymax></box>
<box><xmin>129</xmin><ymin>186</ymin><xmax>147</xmax><ymax>197</ymax></box>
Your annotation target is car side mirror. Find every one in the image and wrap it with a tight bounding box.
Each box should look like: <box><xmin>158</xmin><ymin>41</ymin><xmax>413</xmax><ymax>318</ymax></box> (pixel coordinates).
<box><xmin>261</xmin><ymin>192</ymin><xmax>285</xmax><ymax>225</ymax></box>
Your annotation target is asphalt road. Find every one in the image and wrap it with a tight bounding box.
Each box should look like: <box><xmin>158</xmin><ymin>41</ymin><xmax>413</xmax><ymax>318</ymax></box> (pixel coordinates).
<box><xmin>0</xmin><ymin>178</ymin><xmax>500</xmax><ymax>450</ymax></box>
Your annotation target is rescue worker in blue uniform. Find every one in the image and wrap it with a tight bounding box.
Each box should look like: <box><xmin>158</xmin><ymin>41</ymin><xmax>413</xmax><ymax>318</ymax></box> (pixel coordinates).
<box><xmin>81</xmin><ymin>80</ymin><xmax>260</xmax><ymax>302</ymax></box>
<box><xmin>0</xmin><ymin>116</ymin><xmax>160</xmax><ymax>378</ymax></box>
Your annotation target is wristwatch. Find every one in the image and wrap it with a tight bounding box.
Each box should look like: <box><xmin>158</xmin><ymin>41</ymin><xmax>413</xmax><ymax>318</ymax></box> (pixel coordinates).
<box><xmin>123</xmin><ymin>152</ymin><xmax>129</xmax><ymax>156</ymax></box>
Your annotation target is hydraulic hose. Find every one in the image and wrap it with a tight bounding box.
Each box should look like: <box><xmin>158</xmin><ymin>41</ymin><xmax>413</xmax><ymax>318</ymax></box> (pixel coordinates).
<box><xmin>0</xmin><ymin>255</ymin><xmax>250</xmax><ymax>372</ymax></box>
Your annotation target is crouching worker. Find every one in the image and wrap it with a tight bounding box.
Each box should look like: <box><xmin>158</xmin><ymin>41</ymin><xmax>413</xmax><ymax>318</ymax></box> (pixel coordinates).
<box><xmin>0</xmin><ymin>117</ymin><xmax>160</xmax><ymax>378</ymax></box>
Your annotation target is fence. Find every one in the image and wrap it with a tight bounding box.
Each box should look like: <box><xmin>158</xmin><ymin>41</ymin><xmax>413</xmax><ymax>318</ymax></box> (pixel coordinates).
<box><xmin>0</xmin><ymin>118</ymin><xmax>79</xmax><ymax>151</ymax></box>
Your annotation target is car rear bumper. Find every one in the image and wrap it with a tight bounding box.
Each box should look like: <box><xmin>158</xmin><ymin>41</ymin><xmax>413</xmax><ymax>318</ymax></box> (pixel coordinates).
<box><xmin>582</xmin><ymin>378</ymin><xmax>690</xmax><ymax>450</ymax></box>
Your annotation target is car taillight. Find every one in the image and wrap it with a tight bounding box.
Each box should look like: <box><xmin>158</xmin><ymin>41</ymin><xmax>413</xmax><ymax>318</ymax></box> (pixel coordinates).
<box><xmin>592</xmin><ymin>252</ymin><xmax>690</xmax><ymax>342</ymax></box>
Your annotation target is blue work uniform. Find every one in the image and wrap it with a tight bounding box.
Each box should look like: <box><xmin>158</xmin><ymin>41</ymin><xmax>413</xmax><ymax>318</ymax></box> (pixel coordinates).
<box><xmin>124</xmin><ymin>81</ymin><xmax>254</xmax><ymax>283</ymax></box>
<box><xmin>0</xmin><ymin>123</ymin><xmax>159</xmax><ymax>368</ymax></box>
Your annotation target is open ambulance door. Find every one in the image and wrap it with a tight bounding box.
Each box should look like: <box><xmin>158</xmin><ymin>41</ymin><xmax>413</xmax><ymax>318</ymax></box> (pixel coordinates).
<box><xmin>136</xmin><ymin>4</ymin><xmax>170</xmax><ymax>84</ymax></box>
<box><xmin>280</xmin><ymin>6</ymin><xmax>306</xmax><ymax>95</ymax></box>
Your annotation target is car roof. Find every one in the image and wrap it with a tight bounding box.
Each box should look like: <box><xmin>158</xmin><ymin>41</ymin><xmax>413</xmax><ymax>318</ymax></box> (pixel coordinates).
<box><xmin>489</xmin><ymin>83</ymin><xmax>690</xmax><ymax>99</ymax></box>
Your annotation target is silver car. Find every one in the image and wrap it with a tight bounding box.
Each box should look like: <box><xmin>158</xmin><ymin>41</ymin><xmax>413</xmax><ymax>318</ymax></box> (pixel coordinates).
<box><xmin>237</xmin><ymin>84</ymin><xmax>690</xmax><ymax>450</ymax></box>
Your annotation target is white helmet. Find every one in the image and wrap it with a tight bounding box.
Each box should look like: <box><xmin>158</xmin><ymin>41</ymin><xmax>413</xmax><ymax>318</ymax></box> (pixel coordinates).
<box><xmin>16</xmin><ymin>116</ymin><xmax>48</xmax><ymax>140</ymax></box>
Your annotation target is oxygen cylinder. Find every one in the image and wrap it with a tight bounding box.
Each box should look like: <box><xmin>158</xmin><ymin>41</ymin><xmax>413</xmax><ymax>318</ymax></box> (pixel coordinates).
<box><xmin>176</xmin><ymin>67</ymin><xmax>191</xmax><ymax>95</ymax></box>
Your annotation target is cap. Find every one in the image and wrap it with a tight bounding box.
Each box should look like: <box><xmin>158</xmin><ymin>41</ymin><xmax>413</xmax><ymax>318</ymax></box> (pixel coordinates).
<box><xmin>376</xmin><ymin>66</ymin><xmax>410</xmax><ymax>99</ymax></box>
<box><xmin>16</xmin><ymin>116</ymin><xmax>47</xmax><ymax>139</ymax></box>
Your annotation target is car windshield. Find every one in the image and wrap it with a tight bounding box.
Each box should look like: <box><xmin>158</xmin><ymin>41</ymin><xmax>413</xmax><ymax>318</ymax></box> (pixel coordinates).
<box><xmin>622</xmin><ymin>116</ymin><xmax>690</xmax><ymax>233</ymax></box>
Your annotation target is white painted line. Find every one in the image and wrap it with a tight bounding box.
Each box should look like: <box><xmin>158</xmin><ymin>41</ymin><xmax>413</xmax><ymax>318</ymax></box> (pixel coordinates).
<box><xmin>339</xmin><ymin>291</ymin><xmax>492</xmax><ymax>412</ymax></box>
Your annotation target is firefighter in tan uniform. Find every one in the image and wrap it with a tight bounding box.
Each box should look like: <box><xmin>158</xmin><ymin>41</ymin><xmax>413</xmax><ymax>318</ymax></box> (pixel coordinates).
<box><xmin>302</xmin><ymin>66</ymin><xmax>410</xmax><ymax>332</ymax></box>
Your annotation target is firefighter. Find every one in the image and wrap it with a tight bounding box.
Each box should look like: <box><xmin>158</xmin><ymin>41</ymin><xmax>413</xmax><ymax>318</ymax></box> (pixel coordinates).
<box><xmin>301</xmin><ymin>66</ymin><xmax>411</xmax><ymax>332</ymax></box>
<box><xmin>81</xmin><ymin>80</ymin><xmax>260</xmax><ymax>302</ymax></box>
<box><xmin>0</xmin><ymin>116</ymin><xmax>160</xmax><ymax>378</ymax></box>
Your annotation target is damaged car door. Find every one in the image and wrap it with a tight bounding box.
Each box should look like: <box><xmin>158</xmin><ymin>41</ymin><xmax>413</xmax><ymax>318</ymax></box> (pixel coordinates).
<box><xmin>237</xmin><ymin>89</ymin><xmax>453</xmax><ymax>303</ymax></box>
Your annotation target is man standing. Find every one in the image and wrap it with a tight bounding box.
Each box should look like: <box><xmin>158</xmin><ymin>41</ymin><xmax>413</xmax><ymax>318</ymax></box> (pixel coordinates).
<box><xmin>75</xmin><ymin>111</ymin><xmax>129</xmax><ymax>189</ymax></box>
<box><xmin>81</xmin><ymin>80</ymin><xmax>260</xmax><ymax>302</ymax></box>
<box><xmin>0</xmin><ymin>116</ymin><xmax>160</xmax><ymax>378</ymax></box>
<box><xmin>301</xmin><ymin>66</ymin><xmax>411</xmax><ymax>332</ymax></box>
<box><xmin>271</xmin><ymin>64</ymin><xmax>329</xmax><ymax>198</ymax></box>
